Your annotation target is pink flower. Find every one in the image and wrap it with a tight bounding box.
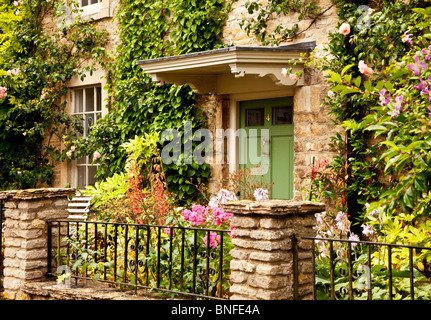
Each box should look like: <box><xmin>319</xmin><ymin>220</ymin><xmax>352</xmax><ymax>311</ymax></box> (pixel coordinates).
<box><xmin>0</xmin><ymin>87</ymin><xmax>7</xmax><ymax>99</ymax></box>
<box><xmin>408</xmin><ymin>55</ymin><xmax>427</xmax><ymax>76</ymax></box>
<box><xmin>289</xmin><ymin>73</ymin><xmax>298</xmax><ymax>81</ymax></box>
<box><xmin>13</xmin><ymin>1</ymin><xmax>19</xmax><ymax>6</ymax></box>
<box><xmin>203</xmin><ymin>231</ymin><xmax>220</xmax><ymax>249</ymax></box>
<box><xmin>58</xmin><ymin>31</ymin><xmax>64</xmax><ymax>37</ymax></box>
<box><xmin>339</xmin><ymin>23</ymin><xmax>350</xmax><ymax>36</ymax></box>
<box><xmin>164</xmin><ymin>227</ymin><xmax>175</xmax><ymax>237</ymax></box>
<box><xmin>7</xmin><ymin>68</ymin><xmax>20</xmax><ymax>76</ymax></box>
<box><xmin>92</xmin><ymin>151</ymin><xmax>101</xmax><ymax>162</ymax></box>
<box><xmin>60</xmin><ymin>37</ymin><xmax>67</xmax><ymax>44</ymax></box>
<box><xmin>402</xmin><ymin>30</ymin><xmax>413</xmax><ymax>45</ymax></box>
<box><xmin>358</xmin><ymin>60</ymin><xmax>373</xmax><ymax>76</ymax></box>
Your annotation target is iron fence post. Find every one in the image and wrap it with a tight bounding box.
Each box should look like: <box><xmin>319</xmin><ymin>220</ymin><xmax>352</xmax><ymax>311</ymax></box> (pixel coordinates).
<box><xmin>292</xmin><ymin>235</ymin><xmax>299</xmax><ymax>300</ymax></box>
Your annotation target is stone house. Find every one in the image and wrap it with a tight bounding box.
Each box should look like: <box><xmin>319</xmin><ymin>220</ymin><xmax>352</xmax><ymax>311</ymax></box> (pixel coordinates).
<box><xmin>48</xmin><ymin>0</ymin><xmax>341</xmax><ymax>201</ymax></box>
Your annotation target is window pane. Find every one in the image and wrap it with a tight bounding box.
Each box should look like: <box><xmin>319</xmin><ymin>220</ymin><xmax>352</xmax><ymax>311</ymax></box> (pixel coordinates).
<box><xmin>87</xmin><ymin>166</ymin><xmax>98</xmax><ymax>186</ymax></box>
<box><xmin>85</xmin><ymin>114</ymin><xmax>95</xmax><ymax>136</ymax></box>
<box><xmin>90</xmin><ymin>0</ymin><xmax>99</xmax><ymax>4</ymax></box>
<box><xmin>81</xmin><ymin>0</ymin><xmax>88</xmax><ymax>7</ymax></box>
<box><xmin>273</xmin><ymin>106</ymin><xmax>292</xmax><ymax>125</ymax></box>
<box><xmin>85</xmin><ymin>87</ymin><xmax>95</xmax><ymax>112</ymax></box>
<box><xmin>246</xmin><ymin>108</ymin><xmax>264</xmax><ymax>127</ymax></box>
<box><xmin>77</xmin><ymin>166</ymin><xmax>86</xmax><ymax>189</ymax></box>
<box><xmin>96</xmin><ymin>86</ymin><xmax>102</xmax><ymax>111</ymax></box>
<box><xmin>74</xmin><ymin>89</ymin><xmax>83</xmax><ymax>113</ymax></box>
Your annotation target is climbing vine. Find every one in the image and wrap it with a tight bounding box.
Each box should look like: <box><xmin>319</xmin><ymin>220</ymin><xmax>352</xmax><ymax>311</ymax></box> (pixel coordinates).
<box><xmin>79</xmin><ymin>0</ymin><xmax>233</xmax><ymax>205</ymax></box>
<box><xmin>0</xmin><ymin>0</ymin><xmax>106</xmax><ymax>189</ymax></box>
<box><xmin>240</xmin><ymin>0</ymin><xmax>334</xmax><ymax>45</ymax></box>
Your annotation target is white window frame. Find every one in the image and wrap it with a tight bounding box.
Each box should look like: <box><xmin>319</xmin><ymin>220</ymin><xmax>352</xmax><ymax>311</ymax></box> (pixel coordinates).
<box><xmin>71</xmin><ymin>85</ymin><xmax>103</xmax><ymax>189</ymax></box>
<box><xmin>78</xmin><ymin>0</ymin><xmax>103</xmax><ymax>16</ymax></box>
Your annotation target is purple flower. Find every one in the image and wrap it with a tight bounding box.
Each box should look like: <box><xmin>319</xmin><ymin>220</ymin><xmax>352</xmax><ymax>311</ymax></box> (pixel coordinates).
<box><xmin>402</xmin><ymin>30</ymin><xmax>413</xmax><ymax>45</ymax></box>
<box><xmin>428</xmin><ymin>105</ymin><xmax>431</xmax><ymax>118</ymax></box>
<box><xmin>379</xmin><ymin>89</ymin><xmax>391</xmax><ymax>106</ymax></box>
<box><xmin>408</xmin><ymin>56</ymin><xmax>427</xmax><ymax>76</ymax></box>
<box><xmin>421</xmin><ymin>87</ymin><xmax>431</xmax><ymax>102</ymax></box>
<box><xmin>391</xmin><ymin>95</ymin><xmax>404</xmax><ymax>118</ymax></box>
<box><xmin>422</xmin><ymin>45</ymin><xmax>431</xmax><ymax>61</ymax></box>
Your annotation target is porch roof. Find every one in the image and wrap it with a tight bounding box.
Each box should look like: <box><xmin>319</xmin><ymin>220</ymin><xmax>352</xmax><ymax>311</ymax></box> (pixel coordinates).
<box><xmin>136</xmin><ymin>41</ymin><xmax>316</xmax><ymax>95</ymax></box>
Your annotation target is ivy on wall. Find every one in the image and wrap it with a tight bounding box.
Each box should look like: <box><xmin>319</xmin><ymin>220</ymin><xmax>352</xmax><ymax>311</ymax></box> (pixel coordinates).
<box><xmin>80</xmin><ymin>0</ymin><xmax>233</xmax><ymax>205</ymax></box>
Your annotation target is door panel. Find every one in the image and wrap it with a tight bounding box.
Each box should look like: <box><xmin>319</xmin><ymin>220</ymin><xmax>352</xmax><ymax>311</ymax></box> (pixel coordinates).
<box><xmin>240</xmin><ymin>97</ymin><xmax>294</xmax><ymax>200</ymax></box>
<box><xmin>271</xmin><ymin>135</ymin><xmax>294</xmax><ymax>199</ymax></box>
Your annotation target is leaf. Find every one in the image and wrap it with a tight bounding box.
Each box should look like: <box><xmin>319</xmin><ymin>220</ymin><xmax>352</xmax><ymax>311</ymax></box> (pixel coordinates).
<box><xmin>340</xmin><ymin>87</ymin><xmax>360</xmax><ymax>97</ymax></box>
<box><xmin>365</xmin><ymin>125</ymin><xmax>387</xmax><ymax>132</ymax></box>
<box><xmin>353</xmin><ymin>75</ymin><xmax>362</xmax><ymax>87</ymax></box>
<box><xmin>327</xmin><ymin>71</ymin><xmax>341</xmax><ymax>83</ymax></box>
<box><xmin>341</xmin><ymin>63</ymin><xmax>355</xmax><ymax>76</ymax></box>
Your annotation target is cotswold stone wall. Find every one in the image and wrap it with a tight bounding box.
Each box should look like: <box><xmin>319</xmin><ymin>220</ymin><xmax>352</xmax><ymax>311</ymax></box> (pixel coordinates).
<box><xmin>222</xmin><ymin>200</ymin><xmax>324</xmax><ymax>300</ymax></box>
<box><xmin>0</xmin><ymin>188</ymin><xmax>75</xmax><ymax>299</ymax></box>
<box><xmin>0</xmin><ymin>189</ymin><xmax>322</xmax><ymax>300</ymax></box>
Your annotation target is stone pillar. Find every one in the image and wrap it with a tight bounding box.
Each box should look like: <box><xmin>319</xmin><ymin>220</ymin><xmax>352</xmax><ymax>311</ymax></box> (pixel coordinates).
<box><xmin>0</xmin><ymin>188</ymin><xmax>75</xmax><ymax>299</ymax></box>
<box><xmin>222</xmin><ymin>200</ymin><xmax>324</xmax><ymax>300</ymax></box>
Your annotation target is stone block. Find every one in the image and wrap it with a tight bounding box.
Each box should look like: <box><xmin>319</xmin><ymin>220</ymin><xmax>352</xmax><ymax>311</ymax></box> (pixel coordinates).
<box><xmin>248</xmin><ymin>274</ymin><xmax>288</xmax><ymax>290</ymax></box>
<box><xmin>230</xmin><ymin>260</ymin><xmax>256</xmax><ymax>273</ymax></box>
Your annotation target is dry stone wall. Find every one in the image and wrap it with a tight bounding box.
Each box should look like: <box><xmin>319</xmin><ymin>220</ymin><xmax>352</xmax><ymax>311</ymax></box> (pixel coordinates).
<box><xmin>222</xmin><ymin>199</ymin><xmax>324</xmax><ymax>300</ymax></box>
<box><xmin>0</xmin><ymin>188</ymin><xmax>75</xmax><ymax>299</ymax></box>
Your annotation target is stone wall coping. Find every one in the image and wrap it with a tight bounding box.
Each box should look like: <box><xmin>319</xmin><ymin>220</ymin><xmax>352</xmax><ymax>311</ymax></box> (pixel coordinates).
<box><xmin>221</xmin><ymin>199</ymin><xmax>325</xmax><ymax>215</ymax></box>
<box><xmin>0</xmin><ymin>188</ymin><xmax>76</xmax><ymax>200</ymax></box>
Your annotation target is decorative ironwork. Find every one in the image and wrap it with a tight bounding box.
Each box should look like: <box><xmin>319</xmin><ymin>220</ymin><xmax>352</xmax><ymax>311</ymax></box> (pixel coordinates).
<box><xmin>293</xmin><ymin>235</ymin><xmax>431</xmax><ymax>300</ymax></box>
<box><xmin>47</xmin><ymin>220</ymin><xmax>230</xmax><ymax>300</ymax></box>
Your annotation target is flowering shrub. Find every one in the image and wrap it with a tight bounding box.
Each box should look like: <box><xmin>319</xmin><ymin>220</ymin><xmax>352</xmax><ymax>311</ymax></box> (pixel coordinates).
<box><xmin>310</xmin><ymin>2</ymin><xmax>431</xmax><ymax>296</ymax></box>
<box><xmin>0</xmin><ymin>0</ymin><xmax>106</xmax><ymax>189</ymax></box>
<box><xmin>304</xmin><ymin>156</ymin><xmax>332</xmax><ymax>201</ymax></box>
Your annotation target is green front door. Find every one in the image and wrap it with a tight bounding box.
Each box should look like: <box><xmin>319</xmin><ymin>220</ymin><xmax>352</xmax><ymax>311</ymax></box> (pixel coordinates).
<box><xmin>239</xmin><ymin>97</ymin><xmax>294</xmax><ymax>200</ymax></box>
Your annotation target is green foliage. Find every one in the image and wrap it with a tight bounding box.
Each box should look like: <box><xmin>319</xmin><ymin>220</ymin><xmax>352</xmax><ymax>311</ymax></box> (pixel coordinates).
<box><xmin>0</xmin><ymin>0</ymin><xmax>106</xmax><ymax>189</ymax></box>
<box><xmin>79</xmin><ymin>0</ymin><xmax>232</xmax><ymax>206</ymax></box>
<box><xmin>240</xmin><ymin>0</ymin><xmax>330</xmax><ymax>45</ymax></box>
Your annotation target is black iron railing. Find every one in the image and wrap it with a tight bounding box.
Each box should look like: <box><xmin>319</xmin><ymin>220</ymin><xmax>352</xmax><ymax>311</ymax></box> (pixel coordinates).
<box><xmin>46</xmin><ymin>220</ymin><xmax>232</xmax><ymax>300</ymax></box>
<box><xmin>293</xmin><ymin>236</ymin><xmax>431</xmax><ymax>300</ymax></box>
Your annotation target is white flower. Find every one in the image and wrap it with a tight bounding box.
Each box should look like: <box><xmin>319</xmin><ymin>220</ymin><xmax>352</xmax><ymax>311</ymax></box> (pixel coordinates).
<box><xmin>253</xmin><ymin>188</ymin><xmax>269</xmax><ymax>201</ymax></box>
<box><xmin>335</xmin><ymin>211</ymin><xmax>350</xmax><ymax>235</ymax></box>
<box><xmin>361</xmin><ymin>224</ymin><xmax>377</xmax><ymax>240</ymax></box>
<box><xmin>208</xmin><ymin>197</ymin><xmax>218</xmax><ymax>208</ymax></box>
<box><xmin>281</xmin><ymin>68</ymin><xmax>288</xmax><ymax>77</ymax></box>
<box><xmin>349</xmin><ymin>233</ymin><xmax>360</xmax><ymax>247</ymax></box>
<box><xmin>216</xmin><ymin>189</ymin><xmax>237</xmax><ymax>205</ymax></box>
<box><xmin>66</xmin><ymin>150</ymin><xmax>72</xmax><ymax>157</ymax></box>
<box><xmin>70</xmin><ymin>146</ymin><xmax>76</xmax><ymax>152</ymax></box>
<box><xmin>327</xmin><ymin>91</ymin><xmax>335</xmax><ymax>98</ymax></box>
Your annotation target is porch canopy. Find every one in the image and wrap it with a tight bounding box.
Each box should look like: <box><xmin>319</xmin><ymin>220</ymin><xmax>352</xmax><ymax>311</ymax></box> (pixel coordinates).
<box><xmin>136</xmin><ymin>41</ymin><xmax>316</xmax><ymax>95</ymax></box>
